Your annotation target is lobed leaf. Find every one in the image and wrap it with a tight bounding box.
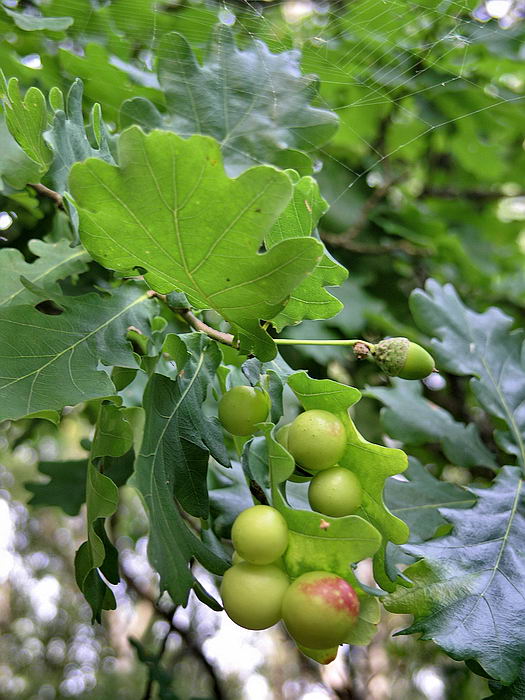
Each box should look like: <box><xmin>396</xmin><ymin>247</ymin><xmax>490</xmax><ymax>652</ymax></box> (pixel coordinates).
<box><xmin>120</xmin><ymin>26</ymin><xmax>338</xmax><ymax>174</ymax></box>
<box><xmin>0</xmin><ymin>238</ymin><xmax>89</xmax><ymax>308</ymax></box>
<box><xmin>70</xmin><ymin>127</ymin><xmax>323</xmax><ymax>360</ymax></box>
<box><xmin>0</xmin><ymin>74</ymin><xmax>52</xmax><ymax>173</ymax></box>
<box><xmin>132</xmin><ymin>335</ymin><xmax>230</xmax><ymax>607</ymax></box>
<box><xmin>266</xmin><ymin>171</ymin><xmax>347</xmax><ymax>330</ymax></box>
<box><xmin>411</xmin><ymin>280</ymin><xmax>525</xmax><ymax>464</ymax></box>
<box><xmin>285</xmin><ymin>372</ymin><xmax>409</xmax><ymax>591</ymax></box>
<box><xmin>367</xmin><ymin>379</ymin><xmax>497</xmax><ymax>470</ymax></box>
<box><xmin>385</xmin><ymin>466</ymin><xmax>525</xmax><ymax>684</ymax></box>
<box><xmin>0</xmin><ymin>284</ymin><xmax>155</xmax><ymax>421</ymax></box>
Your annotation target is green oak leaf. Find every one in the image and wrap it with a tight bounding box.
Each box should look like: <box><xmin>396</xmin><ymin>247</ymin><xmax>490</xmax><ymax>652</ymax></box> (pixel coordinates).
<box><xmin>266</xmin><ymin>171</ymin><xmax>347</xmax><ymax>331</ymax></box>
<box><xmin>367</xmin><ymin>379</ymin><xmax>497</xmax><ymax>470</ymax></box>
<box><xmin>132</xmin><ymin>335</ymin><xmax>230</xmax><ymax>607</ymax></box>
<box><xmin>0</xmin><ymin>74</ymin><xmax>52</xmax><ymax>174</ymax></box>
<box><xmin>384</xmin><ymin>458</ymin><xmax>476</xmax><ymax>543</ymax></box>
<box><xmin>265</xmin><ymin>415</ymin><xmax>385</xmax><ymax>642</ymax></box>
<box><xmin>0</xmin><ymin>239</ymin><xmax>89</xmax><ymax>307</ymax></box>
<box><xmin>0</xmin><ymin>114</ymin><xmax>42</xmax><ymax>189</ymax></box>
<box><xmin>120</xmin><ymin>26</ymin><xmax>338</xmax><ymax>174</ymax></box>
<box><xmin>385</xmin><ymin>466</ymin><xmax>525</xmax><ymax>685</ymax></box>
<box><xmin>283</xmin><ymin>372</ymin><xmax>409</xmax><ymax>591</ymax></box>
<box><xmin>26</xmin><ymin>448</ymin><xmax>134</xmax><ymax>517</ymax></box>
<box><xmin>344</xmin><ymin>595</ymin><xmax>382</xmax><ymax>646</ymax></box>
<box><xmin>69</xmin><ymin>127</ymin><xmax>323</xmax><ymax>361</ymax></box>
<box><xmin>487</xmin><ymin>662</ymin><xmax>525</xmax><ymax>699</ymax></box>
<box><xmin>0</xmin><ymin>284</ymin><xmax>155</xmax><ymax>421</ymax></box>
<box><xmin>2</xmin><ymin>7</ymin><xmax>73</xmax><ymax>31</ymax></box>
<box><xmin>59</xmin><ymin>44</ymin><xmax>163</xmax><ymax>123</ymax></box>
<box><xmin>75</xmin><ymin>403</ymin><xmax>137</xmax><ymax>622</ymax></box>
<box><xmin>44</xmin><ymin>79</ymin><xmax>114</xmax><ymax>194</ymax></box>
<box><xmin>26</xmin><ymin>459</ymin><xmax>88</xmax><ymax>516</ymax></box>
<box><xmin>411</xmin><ymin>280</ymin><xmax>525</xmax><ymax>463</ymax></box>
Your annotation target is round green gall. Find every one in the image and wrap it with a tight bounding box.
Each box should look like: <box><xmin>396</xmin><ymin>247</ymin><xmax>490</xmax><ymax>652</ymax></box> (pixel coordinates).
<box><xmin>218</xmin><ymin>385</ymin><xmax>270</xmax><ymax>436</ymax></box>
<box><xmin>308</xmin><ymin>467</ymin><xmax>362</xmax><ymax>517</ymax></box>
<box><xmin>282</xmin><ymin>571</ymin><xmax>360</xmax><ymax>649</ymax></box>
<box><xmin>287</xmin><ymin>410</ymin><xmax>347</xmax><ymax>472</ymax></box>
<box><xmin>276</xmin><ymin>424</ymin><xmax>312</xmax><ymax>482</ymax></box>
<box><xmin>374</xmin><ymin>337</ymin><xmax>435</xmax><ymax>380</ymax></box>
<box><xmin>220</xmin><ymin>562</ymin><xmax>289</xmax><ymax>630</ymax></box>
<box><xmin>231</xmin><ymin>505</ymin><xmax>288</xmax><ymax>565</ymax></box>
<box><xmin>276</xmin><ymin>424</ymin><xmax>290</xmax><ymax>449</ymax></box>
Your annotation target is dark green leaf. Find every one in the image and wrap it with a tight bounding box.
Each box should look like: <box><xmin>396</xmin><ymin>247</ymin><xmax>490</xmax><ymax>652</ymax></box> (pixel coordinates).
<box><xmin>0</xmin><ymin>284</ymin><xmax>155</xmax><ymax>421</ymax></box>
<box><xmin>411</xmin><ymin>281</ymin><xmax>525</xmax><ymax>464</ymax></box>
<box><xmin>120</xmin><ymin>26</ymin><xmax>338</xmax><ymax>174</ymax></box>
<box><xmin>132</xmin><ymin>335</ymin><xmax>230</xmax><ymax>607</ymax></box>
<box><xmin>367</xmin><ymin>379</ymin><xmax>497</xmax><ymax>469</ymax></box>
<box><xmin>385</xmin><ymin>466</ymin><xmax>525</xmax><ymax>684</ymax></box>
<box><xmin>384</xmin><ymin>458</ymin><xmax>476</xmax><ymax>543</ymax></box>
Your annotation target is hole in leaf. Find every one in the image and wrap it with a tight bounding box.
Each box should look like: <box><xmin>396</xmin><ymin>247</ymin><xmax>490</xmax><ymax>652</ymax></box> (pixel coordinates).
<box><xmin>35</xmin><ymin>300</ymin><xmax>64</xmax><ymax>316</ymax></box>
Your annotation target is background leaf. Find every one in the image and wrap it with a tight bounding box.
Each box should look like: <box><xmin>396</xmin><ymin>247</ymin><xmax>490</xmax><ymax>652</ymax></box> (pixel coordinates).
<box><xmin>0</xmin><ymin>238</ymin><xmax>89</xmax><ymax>307</ymax></box>
<box><xmin>367</xmin><ymin>379</ymin><xmax>497</xmax><ymax>469</ymax></box>
<box><xmin>385</xmin><ymin>466</ymin><xmax>525</xmax><ymax>684</ymax></box>
<box><xmin>0</xmin><ymin>75</ymin><xmax>52</xmax><ymax>173</ymax></box>
<box><xmin>120</xmin><ymin>26</ymin><xmax>338</xmax><ymax>174</ymax></box>
<box><xmin>411</xmin><ymin>280</ymin><xmax>525</xmax><ymax>464</ymax></box>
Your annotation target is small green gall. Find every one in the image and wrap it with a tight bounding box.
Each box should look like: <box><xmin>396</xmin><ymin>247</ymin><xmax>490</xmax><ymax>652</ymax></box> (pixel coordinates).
<box><xmin>373</xmin><ymin>337</ymin><xmax>435</xmax><ymax>380</ymax></box>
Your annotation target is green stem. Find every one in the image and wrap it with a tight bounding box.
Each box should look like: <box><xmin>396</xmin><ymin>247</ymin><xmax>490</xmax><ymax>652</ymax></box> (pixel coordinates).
<box><xmin>274</xmin><ymin>338</ymin><xmax>374</xmax><ymax>348</ymax></box>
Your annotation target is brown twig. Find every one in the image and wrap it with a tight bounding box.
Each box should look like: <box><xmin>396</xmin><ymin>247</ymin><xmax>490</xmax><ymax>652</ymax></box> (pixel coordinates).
<box><xmin>149</xmin><ymin>291</ymin><xmax>236</xmax><ymax>348</ymax></box>
<box><xmin>28</xmin><ymin>183</ymin><xmax>64</xmax><ymax>209</ymax></box>
<box><xmin>419</xmin><ymin>186</ymin><xmax>510</xmax><ymax>201</ymax></box>
<box><xmin>321</xmin><ymin>231</ymin><xmax>429</xmax><ymax>257</ymax></box>
<box><xmin>337</xmin><ymin>178</ymin><xmax>399</xmax><ymax>243</ymax></box>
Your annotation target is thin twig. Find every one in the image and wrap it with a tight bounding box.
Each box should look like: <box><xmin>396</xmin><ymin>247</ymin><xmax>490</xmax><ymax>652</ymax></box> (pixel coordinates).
<box><xmin>28</xmin><ymin>183</ymin><xmax>64</xmax><ymax>209</ymax></box>
<box><xmin>419</xmin><ymin>186</ymin><xmax>511</xmax><ymax>201</ymax></box>
<box><xmin>149</xmin><ymin>291</ymin><xmax>236</xmax><ymax>348</ymax></box>
<box><xmin>321</xmin><ymin>232</ymin><xmax>429</xmax><ymax>257</ymax></box>
<box><xmin>123</xmin><ymin>569</ymin><xmax>225</xmax><ymax>700</ymax></box>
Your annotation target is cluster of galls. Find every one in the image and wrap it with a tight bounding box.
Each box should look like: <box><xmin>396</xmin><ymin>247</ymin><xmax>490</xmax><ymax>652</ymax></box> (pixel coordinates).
<box><xmin>215</xmin><ymin>339</ymin><xmax>434</xmax><ymax>659</ymax></box>
<box><xmin>217</xmin><ymin>388</ymin><xmax>363</xmax><ymax>658</ymax></box>
<box><xmin>221</xmin><ymin>504</ymin><xmax>360</xmax><ymax>657</ymax></box>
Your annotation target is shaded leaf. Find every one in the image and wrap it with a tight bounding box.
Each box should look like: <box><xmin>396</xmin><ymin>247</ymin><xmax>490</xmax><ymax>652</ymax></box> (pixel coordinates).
<box><xmin>132</xmin><ymin>335</ymin><xmax>230</xmax><ymax>607</ymax></box>
<box><xmin>0</xmin><ymin>114</ymin><xmax>42</xmax><ymax>189</ymax></box>
<box><xmin>0</xmin><ymin>284</ymin><xmax>155</xmax><ymax>421</ymax></box>
<box><xmin>411</xmin><ymin>281</ymin><xmax>525</xmax><ymax>463</ymax></box>
<box><xmin>384</xmin><ymin>458</ymin><xmax>476</xmax><ymax>543</ymax></box>
<box><xmin>44</xmin><ymin>79</ymin><xmax>114</xmax><ymax>193</ymax></box>
<box><xmin>367</xmin><ymin>379</ymin><xmax>497</xmax><ymax>470</ymax></box>
<box><xmin>0</xmin><ymin>238</ymin><xmax>89</xmax><ymax>307</ymax></box>
<box><xmin>75</xmin><ymin>403</ymin><xmax>137</xmax><ymax>621</ymax></box>
<box><xmin>120</xmin><ymin>26</ymin><xmax>338</xmax><ymax>174</ymax></box>
<box><xmin>26</xmin><ymin>459</ymin><xmax>87</xmax><ymax>516</ymax></box>
<box><xmin>385</xmin><ymin>466</ymin><xmax>525</xmax><ymax>684</ymax></box>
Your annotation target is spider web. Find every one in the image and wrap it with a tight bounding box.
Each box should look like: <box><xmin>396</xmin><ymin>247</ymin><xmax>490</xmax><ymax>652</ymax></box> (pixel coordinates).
<box><xmin>142</xmin><ymin>0</ymin><xmax>523</xmax><ymax>205</ymax></box>
<box><xmin>3</xmin><ymin>0</ymin><xmax>525</xmax><ymax>223</ymax></box>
